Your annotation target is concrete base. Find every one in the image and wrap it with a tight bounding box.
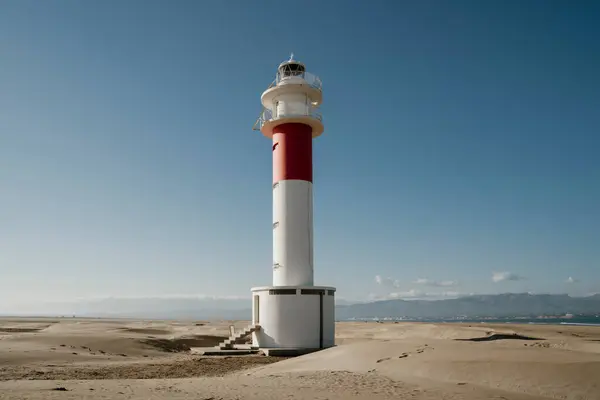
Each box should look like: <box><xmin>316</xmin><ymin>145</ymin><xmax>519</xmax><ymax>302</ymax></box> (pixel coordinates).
<box><xmin>260</xmin><ymin>347</ymin><xmax>322</xmax><ymax>357</ymax></box>
<box><xmin>190</xmin><ymin>346</ymin><xmax>325</xmax><ymax>357</ymax></box>
<box><xmin>190</xmin><ymin>347</ymin><xmax>259</xmax><ymax>356</ymax></box>
<box><xmin>232</xmin><ymin>344</ymin><xmax>258</xmax><ymax>350</ymax></box>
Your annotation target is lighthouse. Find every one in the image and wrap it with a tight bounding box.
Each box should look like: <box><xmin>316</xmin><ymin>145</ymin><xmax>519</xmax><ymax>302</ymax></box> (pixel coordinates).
<box><xmin>250</xmin><ymin>55</ymin><xmax>336</xmax><ymax>350</ymax></box>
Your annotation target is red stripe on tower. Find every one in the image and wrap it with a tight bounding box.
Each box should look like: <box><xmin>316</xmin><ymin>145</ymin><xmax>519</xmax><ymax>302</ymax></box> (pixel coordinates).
<box><xmin>272</xmin><ymin>123</ymin><xmax>313</xmax><ymax>184</ymax></box>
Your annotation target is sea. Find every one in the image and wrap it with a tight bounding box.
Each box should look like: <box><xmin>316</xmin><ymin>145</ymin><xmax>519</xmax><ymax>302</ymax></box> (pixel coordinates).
<box><xmin>343</xmin><ymin>316</ymin><xmax>600</xmax><ymax>326</ymax></box>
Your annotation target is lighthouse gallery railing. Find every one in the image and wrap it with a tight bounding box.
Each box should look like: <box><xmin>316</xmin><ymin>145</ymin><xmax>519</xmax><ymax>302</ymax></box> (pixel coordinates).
<box><xmin>253</xmin><ymin>106</ymin><xmax>322</xmax><ymax>131</ymax></box>
<box><xmin>272</xmin><ymin>71</ymin><xmax>322</xmax><ymax>91</ymax></box>
<box><xmin>253</xmin><ymin>71</ymin><xmax>323</xmax><ymax>131</ymax></box>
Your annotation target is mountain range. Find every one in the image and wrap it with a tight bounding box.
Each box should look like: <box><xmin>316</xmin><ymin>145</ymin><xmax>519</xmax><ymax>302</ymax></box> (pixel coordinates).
<box><xmin>336</xmin><ymin>293</ymin><xmax>600</xmax><ymax>320</ymax></box>
<box><xmin>3</xmin><ymin>293</ymin><xmax>599</xmax><ymax>320</ymax></box>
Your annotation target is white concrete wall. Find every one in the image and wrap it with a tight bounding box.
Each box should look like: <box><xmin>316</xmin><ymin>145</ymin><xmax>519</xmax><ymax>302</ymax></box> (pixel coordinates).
<box><xmin>274</xmin><ymin>92</ymin><xmax>309</xmax><ymax>118</ymax></box>
<box><xmin>322</xmin><ymin>291</ymin><xmax>336</xmax><ymax>348</ymax></box>
<box><xmin>273</xmin><ymin>180</ymin><xmax>313</xmax><ymax>287</ymax></box>
<box><xmin>251</xmin><ymin>287</ymin><xmax>336</xmax><ymax>349</ymax></box>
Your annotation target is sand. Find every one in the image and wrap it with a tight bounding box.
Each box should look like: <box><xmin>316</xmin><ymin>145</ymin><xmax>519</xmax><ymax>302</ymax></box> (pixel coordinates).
<box><xmin>1</xmin><ymin>318</ymin><xmax>599</xmax><ymax>399</ymax></box>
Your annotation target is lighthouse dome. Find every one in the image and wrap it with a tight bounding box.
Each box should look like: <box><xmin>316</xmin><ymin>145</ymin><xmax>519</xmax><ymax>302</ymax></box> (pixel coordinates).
<box><xmin>278</xmin><ymin>54</ymin><xmax>306</xmax><ymax>79</ymax></box>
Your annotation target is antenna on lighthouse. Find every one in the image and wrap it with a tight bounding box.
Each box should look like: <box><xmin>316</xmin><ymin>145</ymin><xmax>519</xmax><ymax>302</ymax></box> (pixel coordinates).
<box><xmin>289</xmin><ymin>52</ymin><xmax>294</xmax><ymax>61</ymax></box>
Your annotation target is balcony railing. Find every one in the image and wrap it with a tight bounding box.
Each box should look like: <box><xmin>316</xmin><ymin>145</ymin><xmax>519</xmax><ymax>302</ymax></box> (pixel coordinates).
<box><xmin>253</xmin><ymin>106</ymin><xmax>323</xmax><ymax>131</ymax></box>
<box><xmin>266</xmin><ymin>71</ymin><xmax>323</xmax><ymax>91</ymax></box>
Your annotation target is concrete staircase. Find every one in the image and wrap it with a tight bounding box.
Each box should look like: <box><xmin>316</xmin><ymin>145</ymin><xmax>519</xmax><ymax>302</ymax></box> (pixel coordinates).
<box><xmin>217</xmin><ymin>324</ymin><xmax>260</xmax><ymax>350</ymax></box>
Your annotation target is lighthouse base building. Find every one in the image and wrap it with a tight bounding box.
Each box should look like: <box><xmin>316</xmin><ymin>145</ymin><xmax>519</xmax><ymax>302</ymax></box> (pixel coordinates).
<box><xmin>250</xmin><ymin>286</ymin><xmax>336</xmax><ymax>349</ymax></box>
<box><xmin>250</xmin><ymin>56</ymin><xmax>336</xmax><ymax>350</ymax></box>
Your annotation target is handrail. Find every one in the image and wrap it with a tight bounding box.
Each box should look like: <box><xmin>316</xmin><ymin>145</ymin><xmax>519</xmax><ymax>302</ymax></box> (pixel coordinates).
<box><xmin>253</xmin><ymin>106</ymin><xmax>322</xmax><ymax>131</ymax></box>
<box><xmin>252</xmin><ymin>107</ymin><xmax>267</xmax><ymax>131</ymax></box>
<box><xmin>275</xmin><ymin>71</ymin><xmax>322</xmax><ymax>91</ymax></box>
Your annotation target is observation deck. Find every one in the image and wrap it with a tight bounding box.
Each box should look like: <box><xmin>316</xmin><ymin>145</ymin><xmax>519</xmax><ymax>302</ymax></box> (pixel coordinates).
<box><xmin>253</xmin><ymin>61</ymin><xmax>324</xmax><ymax>138</ymax></box>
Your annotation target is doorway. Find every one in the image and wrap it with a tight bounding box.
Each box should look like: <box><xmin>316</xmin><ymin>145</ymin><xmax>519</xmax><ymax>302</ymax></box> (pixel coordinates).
<box><xmin>253</xmin><ymin>295</ymin><xmax>260</xmax><ymax>324</ymax></box>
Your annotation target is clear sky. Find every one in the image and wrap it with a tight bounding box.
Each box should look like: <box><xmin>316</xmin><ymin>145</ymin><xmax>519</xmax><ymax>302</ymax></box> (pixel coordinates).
<box><xmin>1</xmin><ymin>0</ymin><xmax>599</xmax><ymax>310</ymax></box>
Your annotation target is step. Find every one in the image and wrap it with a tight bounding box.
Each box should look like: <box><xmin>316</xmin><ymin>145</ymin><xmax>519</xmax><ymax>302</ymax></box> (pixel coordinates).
<box><xmin>217</xmin><ymin>324</ymin><xmax>261</xmax><ymax>350</ymax></box>
<box><xmin>192</xmin><ymin>348</ymin><xmax>260</xmax><ymax>356</ymax></box>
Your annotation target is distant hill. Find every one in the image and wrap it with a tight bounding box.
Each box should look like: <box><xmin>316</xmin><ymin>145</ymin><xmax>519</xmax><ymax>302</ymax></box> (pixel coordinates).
<box><xmin>4</xmin><ymin>293</ymin><xmax>598</xmax><ymax>320</ymax></box>
<box><xmin>335</xmin><ymin>293</ymin><xmax>600</xmax><ymax>319</ymax></box>
<box><xmin>71</xmin><ymin>297</ymin><xmax>254</xmax><ymax>320</ymax></box>
<box><xmin>0</xmin><ymin>297</ymin><xmax>252</xmax><ymax>320</ymax></box>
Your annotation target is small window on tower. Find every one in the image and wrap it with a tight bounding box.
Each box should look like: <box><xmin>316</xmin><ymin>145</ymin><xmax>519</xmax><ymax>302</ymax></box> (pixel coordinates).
<box><xmin>301</xmin><ymin>289</ymin><xmax>325</xmax><ymax>295</ymax></box>
<box><xmin>269</xmin><ymin>289</ymin><xmax>297</xmax><ymax>295</ymax></box>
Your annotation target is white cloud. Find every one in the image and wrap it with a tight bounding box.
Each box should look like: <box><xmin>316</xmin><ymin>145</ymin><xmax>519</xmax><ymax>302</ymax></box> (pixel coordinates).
<box><xmin>566</xmin><ymin>277</ymin><xmax>578</xmax><ymax>284</ymax></box>
<box><xmin>367</xmin><ymin>293</ymin><xmax>383</xmax><ymax>301</ymax></box>
<box><xmin>414</xmin><ymin>278</ymin><xmax>458</xmax><ymax>287</ymax></box>
<box><xmin>374</xmin><ymin>275</ymin><xmax>461</xmax><ymax>300</ymax></box>
<box><xmin>371</xmin><ymin>290</ymin><xmax>465</xmax><ymax>301</ymax></box>
<box><xmin>389</xmin><ymin>289</ymin><xmax>423</xmax><ymax>298</ymax></box>
<box><xmin>374</xmin><ymin>275</ymin><xmax>400</xmax><ymax>288</ymax></box>
<box><xmin>492</xmin><ymin>271</ymin><xmax>525</xmax><ymax>282</ymax></box>
<box><xmin>376</xmin><ymin>275</ymin><xmax>458</xmax><ymax>289</ymax></box>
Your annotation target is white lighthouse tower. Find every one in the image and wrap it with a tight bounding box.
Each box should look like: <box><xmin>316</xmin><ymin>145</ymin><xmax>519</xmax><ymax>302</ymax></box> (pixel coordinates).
<box><xmin>250</xmin><ymin>55</ymin><xmax>336</xmax><ymax>350</ymax></box>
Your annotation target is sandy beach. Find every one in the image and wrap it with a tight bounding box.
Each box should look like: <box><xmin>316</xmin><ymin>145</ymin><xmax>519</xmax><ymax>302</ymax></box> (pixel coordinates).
<box><xmin>1</xmin><ymin>317</ymin><xmax>599</xmax><ymax>399</ymax></box>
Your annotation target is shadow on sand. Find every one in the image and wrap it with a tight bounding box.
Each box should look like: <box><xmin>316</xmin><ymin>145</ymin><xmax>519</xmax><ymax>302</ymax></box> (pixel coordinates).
<box><xmin>455</xmin><ymin>333</ymin><xmax>544</xmax><ymax>342</ymax></box>
<box><xmin>140</xmin><ymin>335</ymin><xmax>228</xmax><ymax>352</ymax></box>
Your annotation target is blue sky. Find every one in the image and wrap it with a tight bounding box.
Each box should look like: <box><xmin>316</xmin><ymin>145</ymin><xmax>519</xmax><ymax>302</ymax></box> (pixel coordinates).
<box><xmin>1</xmin><ymin>0</ymin><xmax>599</xmax><ymax>310</ymax></box>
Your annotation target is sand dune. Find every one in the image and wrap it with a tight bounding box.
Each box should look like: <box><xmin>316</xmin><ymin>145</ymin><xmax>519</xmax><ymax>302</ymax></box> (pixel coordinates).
<box><xmin>1</xmin><ymin>318</ymin><xmax>599</xmax><ymax>399</ymax></box>
<box><xmin>251</xmin><ymin>327</ymin><xmax>600</xmax><ymax>399</ymax></box>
